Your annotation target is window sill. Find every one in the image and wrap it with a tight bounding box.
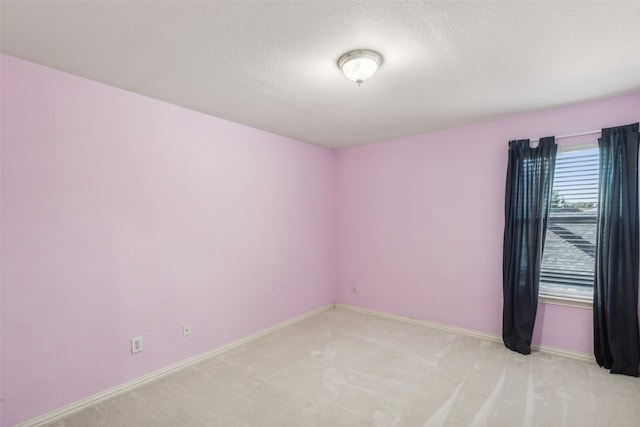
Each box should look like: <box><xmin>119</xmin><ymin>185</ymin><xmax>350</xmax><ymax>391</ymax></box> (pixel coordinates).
<box><xmin>540</xmin><ymin>294</ymin><xmax>593</xmax><ymax>309</ymax></box>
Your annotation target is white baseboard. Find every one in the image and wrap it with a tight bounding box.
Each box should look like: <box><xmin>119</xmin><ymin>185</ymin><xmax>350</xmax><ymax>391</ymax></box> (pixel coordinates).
<box><xmin>530</xmin><ymin>342</ymin><xmax>595</xmax><ymax>362</ymax></box>
<box><xmin>17</xmin><ymin>303</ymin><xmax>334</xmax><ymax>427</ymax></box>
<box><xmin>334</xmin><ymin>303</ymin><xmax>596</xmax><ymax>363</ymax></box>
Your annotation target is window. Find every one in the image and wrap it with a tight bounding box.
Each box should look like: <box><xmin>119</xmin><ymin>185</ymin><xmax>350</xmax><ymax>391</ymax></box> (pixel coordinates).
<box><xmin>540</xmin><ymin>144</ymin><xmax>599</xmax><ymax>301</ymax></box>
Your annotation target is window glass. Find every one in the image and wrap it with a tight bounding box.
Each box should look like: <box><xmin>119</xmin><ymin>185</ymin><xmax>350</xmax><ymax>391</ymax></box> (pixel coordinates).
<box><xmin>540</xmin><ymin>145</ymin><xmax>598</xmax><ymax>301</ymax></box>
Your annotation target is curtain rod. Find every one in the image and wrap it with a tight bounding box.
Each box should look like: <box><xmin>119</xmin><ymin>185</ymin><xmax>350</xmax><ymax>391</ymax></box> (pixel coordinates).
<box><xmin>530</xmin><ymin>129</ymin><xmax>600</xmax><ymax>143</ymax></box>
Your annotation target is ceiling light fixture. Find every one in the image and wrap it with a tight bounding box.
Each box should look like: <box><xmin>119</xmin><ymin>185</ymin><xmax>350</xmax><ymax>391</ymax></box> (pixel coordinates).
<box><xmin>338</xmin><ymin>49</ymin><xmax>382</xmax><ymax>86</ymax></box>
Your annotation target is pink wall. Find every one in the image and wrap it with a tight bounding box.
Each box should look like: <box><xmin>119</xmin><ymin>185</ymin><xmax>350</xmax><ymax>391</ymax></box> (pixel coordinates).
<box><xmin>335</xmin><ymin>92</ymin><xmax>640</xmax><ymax>354</ymax></box>
<box><xmin>0</xmin><ymin>55</ymin><xmax>336</xmax><ymax>426</ymax></box>
<box><xmin>2</xmin><ymin>52</ymin><xmax>639</xmax><ymax>426</ymax></box>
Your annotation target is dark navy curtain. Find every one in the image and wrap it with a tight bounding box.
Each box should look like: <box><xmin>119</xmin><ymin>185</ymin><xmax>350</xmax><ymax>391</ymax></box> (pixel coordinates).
<box><xmin>503</xmin><ymin>137</ymin><xmax>557</xmax><ymax>355</ymax></box>
<box><xmin>594</xmin><ymin>123</ymin><xmax>640</xmax><ymax>376</ymax></box>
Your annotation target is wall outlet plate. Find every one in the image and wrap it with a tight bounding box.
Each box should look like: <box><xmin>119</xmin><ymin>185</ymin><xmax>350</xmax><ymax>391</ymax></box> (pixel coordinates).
<box><xmin>131</xmin><ymin>336</ymin><xmax>143</xmax><ymax>354</ymax></box>
<box><xmin>352</xmin><ymin>282</ymin><xmax>359</xmax><ymax>293</ymax></box>
<box><xmin>182</xmin><ymin>323</ymin><xmax>191</xmax><ymax>337</ymax></box>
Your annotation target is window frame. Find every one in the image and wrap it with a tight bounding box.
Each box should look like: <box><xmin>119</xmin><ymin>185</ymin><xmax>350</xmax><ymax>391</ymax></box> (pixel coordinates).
<box><xmin>539</xmin><ymin>142</ymin><xmax>598</xmax><ymax>307</ymax></box>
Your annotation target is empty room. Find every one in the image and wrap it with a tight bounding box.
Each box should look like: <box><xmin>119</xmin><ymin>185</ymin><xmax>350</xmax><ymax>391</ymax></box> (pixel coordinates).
<box><xmin>2</xmin><ymin>1</ymin><xmax>640</xmax><ymax>426</ymax></box>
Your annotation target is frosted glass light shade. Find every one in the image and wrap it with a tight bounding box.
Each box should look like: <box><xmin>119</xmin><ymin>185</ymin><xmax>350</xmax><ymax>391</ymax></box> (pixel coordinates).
<box><xmin>338</xmin><ymin>50</ymin><xmax>382</xmax><ymax>85</ymax></box>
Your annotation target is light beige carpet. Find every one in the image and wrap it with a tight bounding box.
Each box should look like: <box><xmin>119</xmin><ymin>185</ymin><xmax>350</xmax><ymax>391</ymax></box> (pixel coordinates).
<box><xmin>44</xmin><ymin>308</ymin><xmax>639</xmax><ymax>427</ymax></box>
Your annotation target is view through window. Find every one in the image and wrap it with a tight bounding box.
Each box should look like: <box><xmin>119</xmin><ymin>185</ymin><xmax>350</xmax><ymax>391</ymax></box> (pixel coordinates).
<box><xmin>540</xmin><ymin>144</ymin><xmax>599</xmax><ymax>301</ymax></box>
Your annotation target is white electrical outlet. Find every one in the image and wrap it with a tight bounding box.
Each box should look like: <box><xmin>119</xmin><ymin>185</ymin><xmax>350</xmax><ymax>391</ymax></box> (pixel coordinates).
<box><xmin>131</xmin><ymin>336</ymin><xmax>143</xmax><ymax>354</ymax></box>
<box><xmin>182</xmin><ymin>323</ymin><xmax>191</xmax><ymax>337</ymax></box>
<box><xmin>352</xmin><ymin>282</ymin><xmax>359</xmax><ymax>293</ymax></box>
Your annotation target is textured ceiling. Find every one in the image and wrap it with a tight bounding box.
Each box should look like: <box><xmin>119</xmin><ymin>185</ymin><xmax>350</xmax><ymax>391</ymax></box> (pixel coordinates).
<box><xmin>2</xmin><ymin>1</ymin><xmax>640</xmax><ymax>149</ymax></box>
